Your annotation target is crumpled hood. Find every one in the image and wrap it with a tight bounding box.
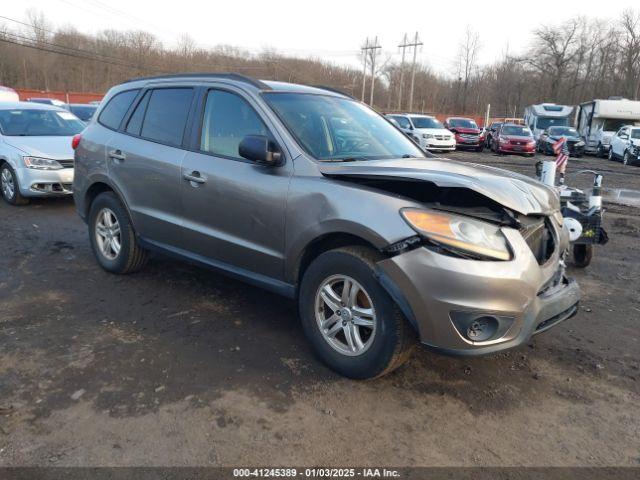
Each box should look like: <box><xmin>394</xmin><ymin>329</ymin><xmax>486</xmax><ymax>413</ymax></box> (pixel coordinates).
<box><xmin>319</xmin><ymin>158</ymin><xmax>560</xmax><ymax>215</ymax></box>
<box><xmin>3</xmin><ymin>136</ymin><xmax>75</xmax><ymax>160</ymax></box>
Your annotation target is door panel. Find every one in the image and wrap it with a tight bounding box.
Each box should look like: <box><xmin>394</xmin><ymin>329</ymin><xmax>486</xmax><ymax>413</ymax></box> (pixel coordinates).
<box><xmin>181</xmin><ymin>152</ymin><xmax>291</xmax><ymax>279</ymax></box>
<box><xmin>107</xmin><ymin>132</ymin><xmax>186</xmax><ymax>246</ymax></box>
<box><xmin>180</xmin><ymin>88</ymin><xmax>292</xmax><ymax>280</ymax></box>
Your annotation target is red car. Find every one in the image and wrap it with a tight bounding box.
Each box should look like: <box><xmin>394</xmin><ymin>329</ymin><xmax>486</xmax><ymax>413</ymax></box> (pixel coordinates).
<box><xmin>444</xmin><ymin>117</ymin><xmax>484</xmax><ymax>152</ymax></box>
<box><xmin>492</xmin><ymin>123</ymin><xmax>536</xmax><ymax>157</ymax></box>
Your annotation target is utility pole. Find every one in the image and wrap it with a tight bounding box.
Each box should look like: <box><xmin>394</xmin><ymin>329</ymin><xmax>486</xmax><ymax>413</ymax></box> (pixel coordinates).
<box><xmin>397</xmin><ymin>34</ymin><xmax>409</xmax><ymax>111</ymax></box>
<box><xmin>361</xmin><ymin>36</ymin><xmax>381</xmax><ymax>106</ymax></box>
<box><xmin>407</xmin><ymin>32</ymin><xmax>423</xmax><ymax>113</ymax></box>
<box><xmin>361</xmin><ymin>38</ymin><xmax>368</xmax><ymax>102</ymax></box>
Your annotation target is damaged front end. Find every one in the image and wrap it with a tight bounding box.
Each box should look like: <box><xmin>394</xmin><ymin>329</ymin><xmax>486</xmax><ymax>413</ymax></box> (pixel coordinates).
<box><xmin>319</xmin><ymin>158</ymin><xmax>580</xmax><ymax>354</ymax></box>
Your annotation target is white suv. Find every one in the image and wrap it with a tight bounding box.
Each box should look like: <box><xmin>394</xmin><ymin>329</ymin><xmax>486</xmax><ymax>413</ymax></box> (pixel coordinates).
<box><xmin>386</xmin><ymin>114</ymin><xmax>455</xmax><ymax>152</ymax></box>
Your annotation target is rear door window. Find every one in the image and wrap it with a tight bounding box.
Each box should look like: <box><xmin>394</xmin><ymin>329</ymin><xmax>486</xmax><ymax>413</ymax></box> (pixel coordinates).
<box><xmin>139</xmin><ymin>88</ymin><xmax>193</xmax><ymax>147</ymax></box>
<box><xmin>98</xmin><ymin>89</ymin><xmax>139</xmax><ymax>130</ymax></box>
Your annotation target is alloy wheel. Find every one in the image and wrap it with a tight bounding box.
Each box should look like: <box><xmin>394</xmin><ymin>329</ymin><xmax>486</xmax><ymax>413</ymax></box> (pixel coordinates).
<box><xmin>1</xmin><ymin>167</ymin><xmax>15</xmax><ymax>200</ymax></box>
<box><xmin>94</xmin><ymin>207</ymin><xmax>122</xmax><ymax>260</ymax></box>
<box><xmin>314</xmin><ymin>275</ymin><xmax>377</xmax><ymax>356</ymax></box>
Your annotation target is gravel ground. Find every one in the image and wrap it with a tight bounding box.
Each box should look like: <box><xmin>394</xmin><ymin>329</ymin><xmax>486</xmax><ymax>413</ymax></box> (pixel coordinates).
<box><xmin>0</xmin><ymin>150</ymin><xmax>639</xmax><ymax>467</ymax></box>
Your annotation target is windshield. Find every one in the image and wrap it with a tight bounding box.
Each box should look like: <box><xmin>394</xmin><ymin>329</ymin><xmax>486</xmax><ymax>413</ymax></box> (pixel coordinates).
<box><xmin>69</xmin><ymin>105</ymin><xmax>97</xmax><ymax>122</ymax></box>
<box><xmin>0</xmin><ymin>109</ymin><xmax>84</xmax><ymax>136</ymax></box>
<box><xmin>536</xmin><ymin>117</ymin><xmax>569</xmax><ymax>130</ymax></box>
<box><xmin>548</xmin><ymin>127</ymin><xmax>579</xmax><ymax>137</ymax></box>
<box><xmin>448</xmin><ymin>118</ymin><xmax>478</xmax><ymax>129</ymax></box>
<box><xmin>501</xmin><ymin>125</ymin><xmax>532</xmax><ymax>136</ymax></box>
<box><xmin>264</xmin><ymin>93</ymin><xmax>425</xmax><ymax>160</ymax></box>
<box><xmin>411</xmin><ymin>117</ymin><xmax>443</xmax><ymax>129</ymax></box>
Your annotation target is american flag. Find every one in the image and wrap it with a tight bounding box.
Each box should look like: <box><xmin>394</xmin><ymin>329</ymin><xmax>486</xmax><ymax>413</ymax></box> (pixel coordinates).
<box><xmin>553</xmin><ymin>137</ymin><xmax>569</xmax><ymax>172</ymax></box>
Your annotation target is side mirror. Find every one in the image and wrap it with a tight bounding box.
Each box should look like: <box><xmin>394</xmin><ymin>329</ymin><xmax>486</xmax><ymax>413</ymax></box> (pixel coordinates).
<box><xmin>239</xmin><ymin>135</ymin><xmax>283</xmax><ymax>166</ymax></box>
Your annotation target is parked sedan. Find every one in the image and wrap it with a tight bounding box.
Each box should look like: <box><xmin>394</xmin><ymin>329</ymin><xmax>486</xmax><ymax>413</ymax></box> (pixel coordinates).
<box><xmin>0</xmin><ymin>102</ymin><xmax>83</xmax><ymax>205</ymax></box>
<box><xmin>537</xmin><ymin>126</ymin><xmax>585</xmax><ymax>157</ymax></box>
<box><xmin>443</xmin><ymin>117</ymin><xmax>484</xmax><ymax>151</ymax></box>
<box><xmin>492</xmin><ymin>124</ymin><xmax>536</xmax><ymax>156</ymax></box>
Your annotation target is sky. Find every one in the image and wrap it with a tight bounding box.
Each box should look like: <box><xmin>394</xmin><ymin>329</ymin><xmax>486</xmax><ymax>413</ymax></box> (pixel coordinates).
<box><xmin>3</xmin><ymin>0</ymin><xmax>640</xmax><ymax>76</ymax></box>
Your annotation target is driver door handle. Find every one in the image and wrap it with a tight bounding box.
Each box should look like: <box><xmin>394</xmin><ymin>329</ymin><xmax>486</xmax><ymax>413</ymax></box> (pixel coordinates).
<box><xmin>183</xmin><ymin>171</ymin><xmax>206</xmax><ymax>184</ymax></box>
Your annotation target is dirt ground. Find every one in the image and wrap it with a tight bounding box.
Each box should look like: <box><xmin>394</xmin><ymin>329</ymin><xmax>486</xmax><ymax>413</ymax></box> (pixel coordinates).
<box><xmin>0</xmin><ymin>150</ymin><xmax>639</xmax><ymax>467</ymax></box>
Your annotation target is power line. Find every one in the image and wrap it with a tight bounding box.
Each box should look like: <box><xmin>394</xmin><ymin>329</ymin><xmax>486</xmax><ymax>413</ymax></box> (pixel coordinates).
<box><xmin>405</xmin><ymin>32</ymin><xmax>423</xmax><ymax>113</ymax></box>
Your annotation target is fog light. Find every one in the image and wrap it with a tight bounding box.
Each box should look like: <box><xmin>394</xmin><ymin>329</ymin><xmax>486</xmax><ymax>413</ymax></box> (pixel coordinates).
<box><xmin>466</xmin><ymin>316</ymin><xmax>499</xmax><ymax>342</ymax></box>
<box><xmin>450</xmin><ymin>311</ymin><xmax>514</xmax><ymax>344</ymax></box>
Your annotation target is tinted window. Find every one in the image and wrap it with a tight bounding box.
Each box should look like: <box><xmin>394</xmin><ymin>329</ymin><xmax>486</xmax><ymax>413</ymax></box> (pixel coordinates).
<box><xmin>536</xmin><ymin>117</ymin><xmax>569</xmax><ymax>130</ymax></box>
<box><xmin>140</xmin><ymin>88</ymin><xmax>193</xmax><ymax>147</ymax></box>
<box><xmin>200</xmin><ymin>90</ymin><xmax>268</xmax><ymax>158</ymax></box>
<box><xmin>448</xmin><ymin>118</ymin><xmax>478</xmax><ymax>129</ymax></box>
<box><xmin>98</xmin><ymin>89</ymin><xmax>139</xmax><ymax>130</ymax></box>
<box><xmin>126</xmin><ymin>91</ymin><xmax>150</xmax><ymax>135</ymax></box>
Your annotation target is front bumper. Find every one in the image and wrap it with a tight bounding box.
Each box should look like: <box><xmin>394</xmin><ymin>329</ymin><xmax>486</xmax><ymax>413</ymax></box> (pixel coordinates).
<box><xmin>377</xmin><ymin>228</ymin><xmax>580</xmax><ymax>355</ymax></box>
<box><xmin>15</xmin><ymin>166</ymin><xmax>74</xmax><ymax>197</ymax></box>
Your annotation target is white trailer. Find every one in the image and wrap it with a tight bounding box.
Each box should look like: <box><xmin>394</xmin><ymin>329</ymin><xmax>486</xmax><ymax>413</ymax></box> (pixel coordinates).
<box><xmin>523</xmin><ymin>103</ymin><xmax>574</xmax><ymax>140</ymax></box>
<box><xmin>576</xmin><ymin>97</ymin><xmax>640</xmax><ymax>156</ymax></box>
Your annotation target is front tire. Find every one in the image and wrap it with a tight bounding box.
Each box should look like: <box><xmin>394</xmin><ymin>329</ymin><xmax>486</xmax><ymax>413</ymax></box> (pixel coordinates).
<box><xmin>298</xmin><ymin>246</ymin><xmax>415</xmax><ymax>379</ymax></box>
<box><xmin>88</xmin><ymin>192</ymin><xmax>148</xmax><ymax>274</ymax></box>
<box><xmin>623</xmin><ymin>150</ymin><xmax>631</xmax><ymax>165</ymax></box>
<box><xmin>608</xmin><ymin>148</ymin><xmax>614</xmax><ymax>161</ymax></box>
<box><xmin>1</xmin><ymin>164</ymin><xmax>29</xmax><ymax>206</ymax></box>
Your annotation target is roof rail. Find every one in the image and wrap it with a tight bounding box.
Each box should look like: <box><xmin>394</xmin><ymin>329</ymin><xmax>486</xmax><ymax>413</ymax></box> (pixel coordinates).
<box><xmin>122</xmin><ymin>72</ymin><xmax>271</xmax><ymax>90</ymax></box>
<box><xmin>312</xmin><ymin>85</ymin><xmax>355</xmax><ymax>99</ymax></box>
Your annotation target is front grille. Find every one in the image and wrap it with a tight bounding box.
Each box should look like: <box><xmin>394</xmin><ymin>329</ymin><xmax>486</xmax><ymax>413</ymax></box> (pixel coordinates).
<box><xmin>434</xmin><ymin>135</ymin><xmax>452</xmax><ymax>141</ymax></box>
<box><xmin>510</xmin><ymin>140</ymin><xmax>527</xmax><ymax>146</ymax></box>
<box><xmin>58</xmin><ymin>159</ymin><xmax>74</xmax><ymax>168</ymax></box>
<box><xmin>459</xmin><ymin>134</ymin><xmax>479</xmax><ymax>140</ymax></box>
<box><xmin>520</xmin><ymin>217</ymin><xmax>555</xmax><ymax>264</ymax></box>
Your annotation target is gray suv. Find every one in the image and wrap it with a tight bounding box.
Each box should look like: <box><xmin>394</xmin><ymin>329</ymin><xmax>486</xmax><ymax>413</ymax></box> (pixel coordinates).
<box><xmin>73</xmin><ymin>74</ymin><xmax>580</xmax><ymax>379</ymax></box>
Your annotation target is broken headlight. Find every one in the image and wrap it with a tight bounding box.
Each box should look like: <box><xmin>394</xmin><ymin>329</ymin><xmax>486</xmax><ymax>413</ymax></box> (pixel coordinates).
<box><xmin>401</xmin><ymin>208</ymin><xmax>512</xmax><ymax>261</ymax></box>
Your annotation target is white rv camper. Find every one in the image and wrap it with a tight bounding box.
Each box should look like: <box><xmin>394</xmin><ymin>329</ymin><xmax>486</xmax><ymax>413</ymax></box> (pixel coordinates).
<box><xmin>524</xmin><ymin>103</ymin><xmax>574</xmax><ymax>140</ymax></box>
<box><xmin>576</xmin><ymin>98</ymin><xmax>640</xmax><ymax>156</ymax></box>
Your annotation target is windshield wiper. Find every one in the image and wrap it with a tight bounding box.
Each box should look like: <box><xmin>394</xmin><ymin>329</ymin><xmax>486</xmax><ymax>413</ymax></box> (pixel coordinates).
<box><xmin>401</xmin><ymin>154</ymin><xmax>419</xmax><ymax>158</ymax></box>
<box><xmin>323</xmin><ymin>156</ymin><xmax>369</xmax><ymax>162</ymax></box>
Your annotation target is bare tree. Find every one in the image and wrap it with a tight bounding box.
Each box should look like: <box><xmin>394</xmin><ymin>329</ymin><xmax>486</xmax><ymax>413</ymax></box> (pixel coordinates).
<box><xmin>620</xmin><ymin>9</ymin><xmax>640</xmax><ymax>99</ymax></box>
<box><xmin>455</xmin><ymin>26</ymin><xmax>481</xmax><ymax>113</ymax></box>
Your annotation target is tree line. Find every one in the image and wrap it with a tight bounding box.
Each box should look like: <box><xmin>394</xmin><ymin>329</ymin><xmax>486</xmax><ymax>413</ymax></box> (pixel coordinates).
<box><xmin>1</xmin><ymin>9</ymin><xmax>639</xmax><ymax>117</ymax></box>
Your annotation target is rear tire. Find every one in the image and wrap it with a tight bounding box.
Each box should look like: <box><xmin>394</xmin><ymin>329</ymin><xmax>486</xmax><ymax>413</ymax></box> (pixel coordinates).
<box><xmin>608</xmin><ymin>148</ymin><xmax>614</xmax><ymax>161</ymax></box>
<box><xmin>572</xmin><ymin>244</ymin><xmax>593</xmax><ymax>268</ymax></box>
<box><xmin>88</xmin><ymin>192</ymin><xmax>148</xmax><ymax>274</ymax></box>
<box><xmin>1</xmin><ymin>164</ymin><xmax>29</xmax><ymax>206</ymax></box>
<box><xmin>298</xmin><ymin>246</ymin><xmax>415</xmax><ymax>379</ymax></box>
<box><xmin>623</xmin><ymin>150</ymin><xmax>630</xmax><ymax>165</ymax></box>
<box><xmin>597</xmin><ymin>143</ymin><xmax>606</xmax><ymax>158</ymax></box>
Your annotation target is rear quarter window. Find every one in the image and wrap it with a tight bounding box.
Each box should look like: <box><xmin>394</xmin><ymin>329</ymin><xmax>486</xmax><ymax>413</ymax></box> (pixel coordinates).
<box><xmin>98</xmin><ymin>89</ymin><xmax>140</xmax><ymax>130</ymax></box>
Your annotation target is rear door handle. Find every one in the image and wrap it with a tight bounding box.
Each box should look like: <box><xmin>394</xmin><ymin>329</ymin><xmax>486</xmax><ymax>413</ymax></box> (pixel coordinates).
<box><xmin>108</xmin><ymin>149</ymin><xmax>126</xmax><ymax>161</ymax></box>
<box><xmin>183</xmin><ymin>171</ymin><xmax>206</xmax><ymax>184</ymax></box>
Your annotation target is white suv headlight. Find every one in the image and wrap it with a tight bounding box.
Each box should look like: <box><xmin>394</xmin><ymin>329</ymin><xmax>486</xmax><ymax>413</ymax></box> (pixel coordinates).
<box><xmin>423</xmin><ymin>133</ymin><xmax>434</xmax><ymax>139</ymax></box>
<box><xmin>23</xmin><ymin>156</ymin><xmax>64</xmax><ymax>170</ymax></box>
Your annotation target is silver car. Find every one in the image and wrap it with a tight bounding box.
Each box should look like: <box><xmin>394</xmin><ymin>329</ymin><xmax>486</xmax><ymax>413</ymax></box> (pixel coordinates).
<box><xmin>0</xmin><ymin>102</ymin><xmax>83</xmax><ymax>205</ymax></box>
<box><xmin>72</xmin><ymin>74</ymin><xmax>580</xmax><ymax>379</ymax></box>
